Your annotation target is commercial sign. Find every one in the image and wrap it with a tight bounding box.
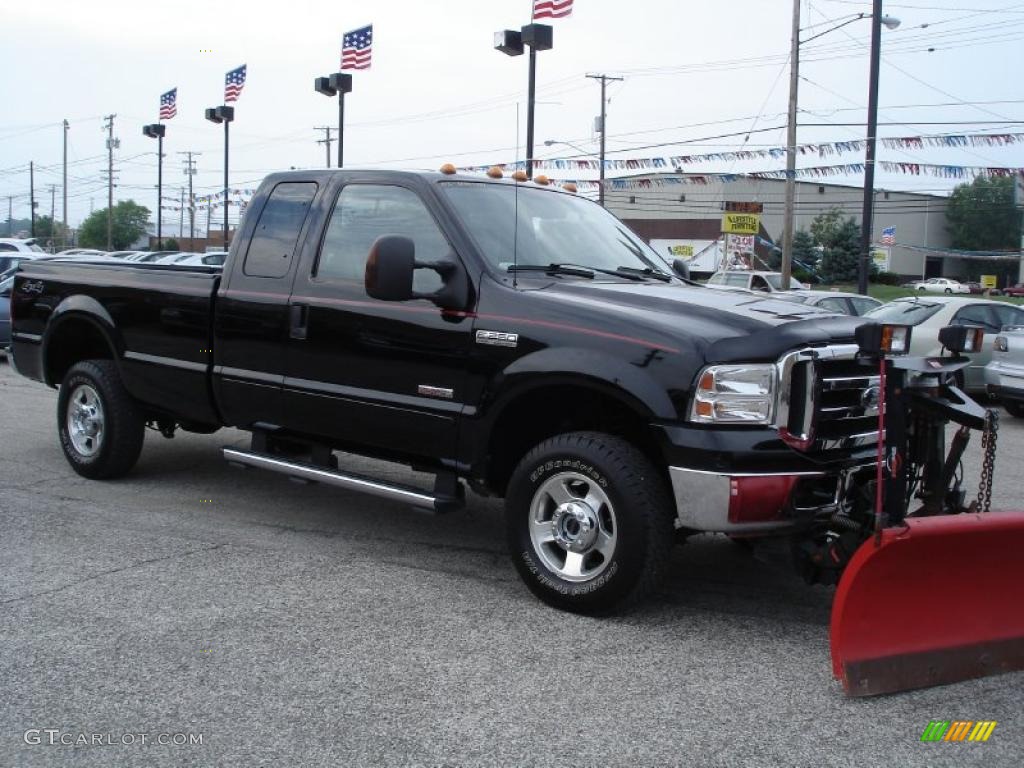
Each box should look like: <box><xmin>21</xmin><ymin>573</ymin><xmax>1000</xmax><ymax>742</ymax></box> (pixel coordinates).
<box><xmin>667</xmin><ymin>244</ymin><xmax>694</xmax><ymax>257</ymax></box>
<box><xmin>728</xmin><ymin>235</ymin><xmax>755</xmax><ymax>253</ymax></box>
<box><xmin>981</xmin><ymin>274</ymin><xmax>998</xmax><ymax>289</ymax></box>
<box><xmin>723</xmin><ymin>201</ymin><xmax>764</xmax><ymax>213</ymax></box>
<box><xmin>871</xmin><ymin>247</ymin><xmax>890</xmax><ymax>271</ymax></box>
<box><xmin>721</xmin><ymin>213</ymin><xmax>760</xmax><ymax>235</ymax></box>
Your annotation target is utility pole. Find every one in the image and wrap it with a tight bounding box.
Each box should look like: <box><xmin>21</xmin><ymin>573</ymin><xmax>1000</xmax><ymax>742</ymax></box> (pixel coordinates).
<box><xmin>178</xmin><ymin>189</ymin><xmax>185</xmax><ymax>239</ymax></box>
<box><xmin>586</xmin><ymin>73</ymin><xmax>623</xmax><ymax>208</ymax></box>
<box><xmin>7</xmin><ymin>197</ymin><xmax>12</xmax><ymax>236</ymax></box>
<box><xmin>780</xmin><ymin>0</ymin><xmax>801</xmax><ymax>290</ymax></box>
<box><xmin>858</xmin><ymin>0</ymin><xmax>884</xmax><ymax>296</ymax></box>
<box><xmin>102</xmin><ymin>114</ymin><xmax>118</xmax><ymax>250</ymax></box>
<box><xmin>178</xmin><ymin>151</ymin><xmax>200</xmax><ymax>250</ymax></box>
<box><xmin>29</xmin><ymin>162</ymin><xmax>36</xmax><ymax>237</ymax></box>
<box><xmin>315</xmin><ymin>126</ymin><xmax>334</xmax><ymax>167</ymax></box>
<box><xmin>62</xmin><ymin>119</ymin><xmax>69</xmax><ymax>247</ymax></box>
<box><xmin>49</xmin><ymin>184</ymin><xmax>56</xmax><ymax>248</ymax></box>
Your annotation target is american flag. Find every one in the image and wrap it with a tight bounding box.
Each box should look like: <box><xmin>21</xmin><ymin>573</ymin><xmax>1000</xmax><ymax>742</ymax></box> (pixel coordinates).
<box><xmin>159</xmin><ymin>88</ymin><xmax>177</xmax><ymax>120</ymax></box>
<box><xmin>342</xmin><ymin>25</ymin><xmax>373</xmax><ymax>70</ymax></box>
<box><xmin>224</xmin><ymin>65</ymin><xmax>247</xmax><ymax>103</ymax></box>
<box><xmin>533</xmin><ymin>0</ymin><xmax>574</xmax><ymax>19</ymax></box>
<box><xmin>881</xmin><ymin>225</ymin><xmax>896</xmax><ymax>245</ymax></box>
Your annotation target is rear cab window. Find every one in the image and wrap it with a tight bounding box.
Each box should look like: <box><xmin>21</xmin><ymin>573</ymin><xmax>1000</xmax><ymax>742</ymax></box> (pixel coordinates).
<box><xmin>243</xmin><ymin>182</ymin><xmax>318</xmax><ymax>278</ymax></box>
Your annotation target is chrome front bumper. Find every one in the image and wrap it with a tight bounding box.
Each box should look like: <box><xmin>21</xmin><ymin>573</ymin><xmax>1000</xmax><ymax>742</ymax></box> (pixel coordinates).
<box><xmin>668</xmin><ymin>466</ymin><xmax>827</xmax><ymax>534</ymax></box>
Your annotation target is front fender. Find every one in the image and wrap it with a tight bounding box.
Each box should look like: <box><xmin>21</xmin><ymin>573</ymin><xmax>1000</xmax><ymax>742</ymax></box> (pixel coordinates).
<box><xmin>497</xmin><ymin>346</ymin><xmax>677</xmax><ymax>420</ymax></box>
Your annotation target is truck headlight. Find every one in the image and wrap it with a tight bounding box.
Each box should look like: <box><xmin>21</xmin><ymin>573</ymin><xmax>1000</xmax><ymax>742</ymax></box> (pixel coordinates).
<box><xmin>689</xmin><ymin>364</ymin><xmax>776</xmax><ymax>424</ymax></box>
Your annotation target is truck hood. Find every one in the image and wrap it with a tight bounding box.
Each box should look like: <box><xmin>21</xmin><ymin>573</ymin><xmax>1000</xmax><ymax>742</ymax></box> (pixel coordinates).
<box><xmin>534</xmin><ymin>279</ymin><xmax>866</xmax><ymax>362</ymax></box>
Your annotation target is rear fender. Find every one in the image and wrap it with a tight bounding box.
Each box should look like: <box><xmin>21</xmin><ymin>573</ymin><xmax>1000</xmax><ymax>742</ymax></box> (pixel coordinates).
<box><xmin>41</xmin><ymin>296</ymin><xmax>123</xmax><ymax>386</ymax></box>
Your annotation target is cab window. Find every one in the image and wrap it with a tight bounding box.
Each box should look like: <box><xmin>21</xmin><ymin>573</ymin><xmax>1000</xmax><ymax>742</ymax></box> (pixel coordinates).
<box><xmin>316</xmin><ymin>184</ymin><xmax>449</xmax><ymax>294</ymax></box>
<box><xmin>242</xmin><ymin>182</ymin><xmax>318</xmax><ymax>278</ymax></box>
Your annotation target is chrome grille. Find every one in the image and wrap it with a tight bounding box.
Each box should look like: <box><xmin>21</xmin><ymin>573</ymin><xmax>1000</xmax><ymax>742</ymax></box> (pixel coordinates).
<box><xmin>776</xmin><ymin>344</ymin><xmax>880</xmax><ymax>453</ymax></box>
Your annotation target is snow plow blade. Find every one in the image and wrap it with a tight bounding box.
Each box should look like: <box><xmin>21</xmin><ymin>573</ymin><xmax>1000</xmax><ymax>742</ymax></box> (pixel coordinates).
<box><xmin>831</xmin><ymin>511</ymin><xmax>1024</xmax><ymax>697</ymax></box>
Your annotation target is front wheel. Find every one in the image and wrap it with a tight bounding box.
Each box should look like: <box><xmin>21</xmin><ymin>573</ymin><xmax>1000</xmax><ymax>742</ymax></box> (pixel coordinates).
<box><xmin>505</xmin><ymin>432</ymin><xmax>675</xmax><ymax>614</ymax></box>
<box><xmin>945</xmin><ymin>288</ymin><xmax>953</xmax><ymax>294</ymax></box>
<box><xmin>57</xmin><ymin>360</ymin><xmax>145</xmax><ymax>479</ymax></box>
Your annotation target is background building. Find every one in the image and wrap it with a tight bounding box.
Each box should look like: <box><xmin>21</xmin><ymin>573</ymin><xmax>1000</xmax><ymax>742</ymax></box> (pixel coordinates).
<box><xmin>606</xmin><ymin>173</ymin><xmax>953</xmax><ymax>279</ymax></box>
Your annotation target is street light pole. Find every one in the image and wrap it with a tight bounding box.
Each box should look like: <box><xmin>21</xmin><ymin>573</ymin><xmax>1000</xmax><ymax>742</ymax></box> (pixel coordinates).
<box><xmin>205</xmin><ymin>106</ymin><xmax>234</xmax><ymax>250</ymax></box>
<box><xmin>143</xmin><ymin>124</ymin><xmax>167</xmax><ymax>248</ymax></box>
<box><xmin>859</xmin><ymin>0</ymin><xmax>885</xmax><ymax>296</ymax></box>
<box><xmin>495</xmin><ymin>24</ymin><xmax>552</xmax><ymax>180</ymax></box>
<box><xmin>315</xmin><ymin>73</ymin><xmax>353</xmax><ymax>168</ymax></box>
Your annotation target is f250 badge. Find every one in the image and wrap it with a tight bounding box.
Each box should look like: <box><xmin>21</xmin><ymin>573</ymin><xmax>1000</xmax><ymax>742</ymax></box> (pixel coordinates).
<box><xmin>20</xmin><ymin>280</ymin><xmax>44</xmax><ymax>294</ymax></box>
<box><xmin>475</xmin><ymin>330</ymin><xmax>518</xmax><ymax>348</ymax></box>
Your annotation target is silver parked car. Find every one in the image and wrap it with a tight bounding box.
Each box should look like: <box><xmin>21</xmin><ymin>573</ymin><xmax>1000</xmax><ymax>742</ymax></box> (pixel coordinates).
<box><xmin>865</xmin><ymin>297</ymin><xmax>1024</xmax><ymax>392</ymax></box>
<box><xmin>986</xmin><ymin>326</ymin><xmax>1024</xmax><ymax>417</ymax></box>
<box><xmin>775</xmin><ymin>290</ymin><xmax>881</xmax><ymax>316</ymax></box>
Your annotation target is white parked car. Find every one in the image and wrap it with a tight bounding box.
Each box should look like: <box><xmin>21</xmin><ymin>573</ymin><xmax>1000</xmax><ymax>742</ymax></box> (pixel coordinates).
<box><xmin>0</xmin><ymin>237</ymin><xmax>46</xmax><ymax>254</ymax></box>
<box><xmin>986</xmin><ymin>326</ymin><xmax>1024</xmax><ymax>418</ymax></box>
<box><xmin>865</xmin><ymin>296</ymin><xmax>1024</xmax><ymax>391</ymax></box>
<box><xmin>704</xmin><ymin>270</ymin><xmax>807</xmax><ymax>293</ymax></box>
<box><xmin>909</xmin><ymin>277</ymin><xmax>971</xmax><ymax>294</ymax></box>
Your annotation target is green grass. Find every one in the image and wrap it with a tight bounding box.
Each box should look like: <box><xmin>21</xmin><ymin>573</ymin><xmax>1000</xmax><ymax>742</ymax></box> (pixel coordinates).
<box><xmin>814</xmin><ymin>283</ymin><xmax>1024</xmax><ymax>305</ymax></box>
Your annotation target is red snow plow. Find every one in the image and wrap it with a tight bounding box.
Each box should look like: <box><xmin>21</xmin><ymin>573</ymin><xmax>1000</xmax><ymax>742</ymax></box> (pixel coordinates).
<box><xmin>791</xmin><ymin>322</ymin><xmax>1024</xmax><ymax>696</ymax></box>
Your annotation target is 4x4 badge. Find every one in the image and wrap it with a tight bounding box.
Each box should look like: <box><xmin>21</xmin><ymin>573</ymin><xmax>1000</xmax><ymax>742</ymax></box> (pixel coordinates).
<box><xmin>475</xmin><ymin>330</ymin><xmax>518</xmax><ymax>348</ymax></box>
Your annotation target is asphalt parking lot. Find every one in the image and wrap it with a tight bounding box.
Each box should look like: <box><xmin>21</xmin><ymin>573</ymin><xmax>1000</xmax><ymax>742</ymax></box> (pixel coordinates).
<box><xmin>1</xmin><ymin>359</ymin><xmax>1022</xmax><ymax>767</ymax></box>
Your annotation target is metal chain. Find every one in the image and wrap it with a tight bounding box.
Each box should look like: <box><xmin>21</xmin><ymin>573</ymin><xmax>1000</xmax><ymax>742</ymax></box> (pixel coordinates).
<box><xmin>976</xmin><ymin>409</ymin><xmax>999</xmax><ymax>513</ymax></box>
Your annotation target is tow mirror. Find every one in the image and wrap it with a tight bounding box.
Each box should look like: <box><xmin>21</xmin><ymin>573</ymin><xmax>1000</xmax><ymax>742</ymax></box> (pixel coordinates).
<box><xmin>365</xmin><ymin>236</ymin><xmax>415</xmax><ymax>302</ymax></box>
<box><xmin>365</xmin><ymin>235</ymin><xmax>470</xmax><ymax>310</ymax></box>
<box><xmin>671</xmin><ymin>258</ymin><xmax>690</xmax><ymax>280</ymax></box>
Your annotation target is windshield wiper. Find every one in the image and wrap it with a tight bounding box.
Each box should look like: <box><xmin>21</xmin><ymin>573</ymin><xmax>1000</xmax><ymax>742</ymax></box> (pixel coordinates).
<box><xmin>507</xmin><ymin>263</ymin><xmax>595</xmax><ymax>278</ymax></box>
<box><xmin>615</xmin><ymin>265</ymin><xmax>672</xmax><ymax>282</ymax></box>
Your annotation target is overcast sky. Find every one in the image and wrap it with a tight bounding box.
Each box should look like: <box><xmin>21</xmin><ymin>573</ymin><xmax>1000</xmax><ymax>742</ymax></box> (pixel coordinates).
<box><xmin>2</xmin><ymin>0</ymin><xmax>1022</xmax><ymax>231</ymax></box>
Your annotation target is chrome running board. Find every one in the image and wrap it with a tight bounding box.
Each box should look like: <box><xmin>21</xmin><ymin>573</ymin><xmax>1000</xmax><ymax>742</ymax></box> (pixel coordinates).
<box><xmin>222</xmin><ymin>447</ymin><xmax>462</xmax><ymax>513</ymax></box>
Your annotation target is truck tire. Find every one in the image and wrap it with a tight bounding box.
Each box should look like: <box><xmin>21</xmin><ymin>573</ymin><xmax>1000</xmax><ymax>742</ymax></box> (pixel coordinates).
<box><xmin>506</xmin><ymin>431</ymin><xmax>674</xmax><ymax>614</ymax></box>
<box><xmin>57</xmin><ymin>360</ymin><xmax>145</xmax><ymax>479</ymax></box>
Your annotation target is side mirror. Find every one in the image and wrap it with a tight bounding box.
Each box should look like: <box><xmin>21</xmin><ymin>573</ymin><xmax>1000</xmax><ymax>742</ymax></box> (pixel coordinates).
<box><xmin>365</xmin><ymin>235</ymin><xmax>470</xmax><ymax>310</ymax></box>
<box><xmin>671</xmin><ymin>258</ymin><xmax>690</xmax><ymax>280</ymax></box>
<box><xmin>365</xmin><ymin>236</ymin><xmax>415</xmax><ymax>301</ymax></box>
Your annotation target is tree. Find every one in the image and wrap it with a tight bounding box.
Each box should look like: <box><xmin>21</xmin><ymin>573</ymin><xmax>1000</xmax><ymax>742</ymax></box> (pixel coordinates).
<box><xmin>78</xmin><ymin>200</ymin><xmax>151</xmax><ymax>250</ymax></box>
<box><xmin>946</xmin><ymin>175</ymin><xmax>1020</xmax><ymax>251</ymax></box>
<box><xmin>163</xmin><ymin>238</ymin><xmax>180</xmax><ymax>251</ymax></box>
<box><xmin>791</xmin><ymin>230</ymin><xmax>820</xmax><ymax>273</ymax></box>
<box><xmin>809</xmin><ymin>207</ymin><xmax>845</xmax><ymax>250</ymax></box>
<box><xmin>818</xmin><ymin>218</ymin><xmax>862</xmax><ymax>283</ymax></box>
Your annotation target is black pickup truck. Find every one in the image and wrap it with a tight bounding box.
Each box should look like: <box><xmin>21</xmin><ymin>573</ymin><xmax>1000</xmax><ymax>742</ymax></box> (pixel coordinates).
<box><xmin>10</xmin><ymin>169</ymin><xmax>879</xmax><ymax>612</ymax></box>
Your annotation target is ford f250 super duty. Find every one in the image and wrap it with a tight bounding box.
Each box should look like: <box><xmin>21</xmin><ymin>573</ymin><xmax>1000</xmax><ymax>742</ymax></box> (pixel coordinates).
<box><xmin>10</xmin><ymin>169</ymin><xmax>882</xmax><ymax>613</ymax></box>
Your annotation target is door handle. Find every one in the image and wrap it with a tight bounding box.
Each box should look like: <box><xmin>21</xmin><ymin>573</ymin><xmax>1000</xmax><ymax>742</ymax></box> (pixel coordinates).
<box><xmin>290</xmin><ymin>304</ymin><xmax>308</xmax><ymax>340</ymax></box>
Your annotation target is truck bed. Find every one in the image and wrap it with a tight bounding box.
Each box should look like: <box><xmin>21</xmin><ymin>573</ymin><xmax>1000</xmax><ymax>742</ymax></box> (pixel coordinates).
<box><xmin>11</xmin><ymin>259</ymin><xmax>222</xmax><ymax>426</ymax></box>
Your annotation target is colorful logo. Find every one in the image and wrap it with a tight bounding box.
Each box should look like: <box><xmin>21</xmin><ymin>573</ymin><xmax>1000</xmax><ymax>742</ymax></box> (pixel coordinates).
<box><xmin>921</xmin><ymin>721</ymin><xmax>997</xmax><ymax>742</ymax></box>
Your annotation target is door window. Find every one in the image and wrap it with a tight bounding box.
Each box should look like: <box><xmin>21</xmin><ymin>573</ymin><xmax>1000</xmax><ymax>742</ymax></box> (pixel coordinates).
<box><xmin>850</xmin><ymin>297</ymin><xmax>880</xmax><ymax>316</ymax></box>
<box><xmin>990</xmin><ymin>304</ymin><xmax>1024</xmax><ymax>330</ymax></box>
<box><xmin>242</xmin><ymin>182</ymin><xmax>318</xmax><ymax>278</ymax></box>
<box><xmin>817</xmin><ymin>297</ymin><xmax>849</xmax><ymax>314</ymax></box>
<box><xmin>316</xmin><ymin>184</ymin><xmax>449</xmax><ymax>293</ymax></box>
<box><xmin>952</xmin><ymin>304</ymin><xmax>998</xmax><ymax>332</ymax></box>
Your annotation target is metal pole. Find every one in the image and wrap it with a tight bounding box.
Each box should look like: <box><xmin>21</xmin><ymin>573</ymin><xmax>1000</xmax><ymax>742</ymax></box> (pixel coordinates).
<box><xmin>223</xmin><ymin>120</ymin><xmax>229</xmax><ymax>249</ymax></box>
<box><xmin>29</xmin><ymin>162</ymin><xmax>35</xmax><ymax>237</ymax></box>
<box><xmin>62</xmin><ymin>119</ymin><xmax>68</xmax><ymax>248</ymax></box>
<box><xmin>104</xmin><ymin>114</ymin><xmax>115</xmax><ymax>250</ymax></box>
<box><xmin>156</xmin><ymin>134</ymin><xmax>163</xmax><ymax>248</ymax></box>
<box><xmin>179</xmin><ymin>189</ymin><xmax>184</xmax><ymax>238</ymax></box>
<box><xmin>188</xmin><ymin>154</ymin><xmax>194</xmax><ymax>248</ymax></box>
<box><xmin>780</xmin><ymin>0</ymin><xmax>801</xmax><ymax>289</ymax></box>
<box><xmin>338</xmin><ymin>92</ymin><xmax>345</xmax><ymax>168</ymax></box>
<box><xmin>206</xmin><ymin>198</ymin><xmax>212</xmax><ymax>241</ymax></box>
<box><xmin>7</xmin><ymin>197</ymin><xmax>12</xmax><ymax>236</ymax></box>
<box><xmin>599</xmin><ymin>77</ymin><xmax>607</xmax><ymax>207</ymax></box>
<box><xmin>49</xmin><ymin>185</ymin><xmax>55</xmax><ymax>247</ymax></box>
<box><xmin>858</xmin><ymin>0</ymin><xmax>883</xmax><ymax>296</ymax></box>
<box><xmin>526</xmin><ymin>45</ymin><xmax>537</xmax><ymax>179</ymax></box>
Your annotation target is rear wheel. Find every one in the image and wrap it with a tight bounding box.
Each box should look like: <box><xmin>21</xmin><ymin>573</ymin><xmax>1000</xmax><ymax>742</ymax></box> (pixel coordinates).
<box><xmin>1005</xmin><ymin>400</ymin><xmax>1024</xmax><ymax>418</ymax></box>
<box><xmin>57</xmin><ymin>360</ymin><xmax>144</xmax><ymax>479</ymax></box>
<box><xmin>945</xmin><ymin>288</ymin><xmax>953</xmax><ymax>294</ymax></box>
<box><xmin>505</xmin><ymin>431</ymin><xmax>675</xmax><ymax>614</ymax></box>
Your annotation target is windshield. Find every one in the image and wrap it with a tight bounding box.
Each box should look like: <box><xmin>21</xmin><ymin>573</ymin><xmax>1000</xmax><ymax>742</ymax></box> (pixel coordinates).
<box><xmin>865</xmin><ymin>299</ymin><xmax>943</xmax><ymax>326</ymax></box>
<box><xmin>764</xmin><ymin>274</ymin><xmax>805</xmax><ymax>290</ymax></box>
<box><xmin>441</xmin><ymin>182</ymin><xmax>671</xmax><ymax>277</ymax></box>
